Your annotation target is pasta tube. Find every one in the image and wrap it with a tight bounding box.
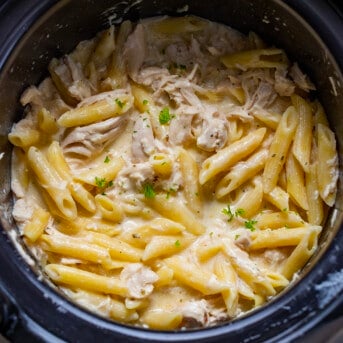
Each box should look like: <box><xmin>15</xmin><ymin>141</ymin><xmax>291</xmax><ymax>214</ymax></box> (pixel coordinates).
<box><xmin>263</xmin><ymin>106</ymin><xmax>298</xmax><ymax>193</ymax></box>
<box><xmin>291</xmin><ymin>95</ymin><xmax>313</xmax><ymax>173</ymax></box>
<box><xmin>27</xmin><ymin>147</ymin><xmax>77</xmax><ymax>220</ymax></box>
<box><xmin>200</xmin><ymin>127</ymin><xmax>266</xmax><ymax>185</ymax></box>
<box><xmin>45</xmin><ymin>264</ymin><xmax>128</xmax><ymax>297</ymax></box>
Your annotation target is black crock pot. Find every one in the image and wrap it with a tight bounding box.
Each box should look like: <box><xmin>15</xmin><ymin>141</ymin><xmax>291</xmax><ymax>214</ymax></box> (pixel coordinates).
<box><xmin>0</xmin><ymin>0</ymin><xmax>342</xmax><ymax>342</ymax></box>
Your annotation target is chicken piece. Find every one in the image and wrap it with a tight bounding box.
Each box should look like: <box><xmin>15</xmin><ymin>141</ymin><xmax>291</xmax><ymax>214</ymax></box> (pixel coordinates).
<box><xmin>274</xmin><ymin>67</ymin><xmax>295</xmax><ymax>96</ymax></box>
<box><xmin>169</xmin><ymin>113</ymin><xmax>195</xmax><ymax>146</ymax></box>
<box><xmin>264</xmin><ymin>248</ymin><xmax>288</xmax><ymax>269</ymax></box>
<box><xmin>180</xmin><ymin>299</ymin><xmax>227</xmax><ymax>328</ymax></box>
<box><xmin>234</xmin><ymin>230</ymin><xmax>251</xmax><ymax>250</ymax></box>
<box><xmin>125</xmin><ymin>24</ymin><xmax>146</xmax><ymax>80</ymax></box>
<box><xmin>120</xmin><ymin>263</ymin><xmax>158</xmax><ymax>299</ymax></box>
<box><xmin>120</xmin><ymin>162</ymin><xmax>154</xmax><ymax>189</ymax></box>
<box><xmin>12</xmin><ymin>198</ymin><xmax>34</xmax><ymax>223</ymax></box>
<box><xmin>131</xmin><ymin>115</ymin><xmax>155</xmax><ymax>162</ymax></box>
<box><xmin>21</xmin><ymin>79</ymin><xmax>70</xmax><ymax>117</ymax></box>
<box><xmin>49</xmin><ymin>55</ymin><xmax>92</xmax><ymax>106</ymax></box>
<box><xmin>197</xmin><ymin>115</ymin><xmax>228</xmax><ymax>152</ymax></box>
<box><xmin>62</xmin><ymin>116</ymin><xmax>128</xmax><ymax>159</ymax></box>
<box><xmin>289</xmin><ymin>62</ymin><xmax>315</xmax><ymax>92</ymax></box>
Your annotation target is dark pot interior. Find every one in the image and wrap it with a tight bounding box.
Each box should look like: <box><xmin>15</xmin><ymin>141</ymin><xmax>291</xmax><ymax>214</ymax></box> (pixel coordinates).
<box><xmin>0</xmin><ymin>0</ymin><xmax>342</xmax><ymax>342</ymax></box>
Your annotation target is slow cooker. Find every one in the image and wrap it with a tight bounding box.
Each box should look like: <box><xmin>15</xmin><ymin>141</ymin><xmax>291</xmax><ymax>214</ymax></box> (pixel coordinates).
<box><xmin>0</xmin><ymin>0</ymin><xmax>342</xmax><ymax>342</ymax></box>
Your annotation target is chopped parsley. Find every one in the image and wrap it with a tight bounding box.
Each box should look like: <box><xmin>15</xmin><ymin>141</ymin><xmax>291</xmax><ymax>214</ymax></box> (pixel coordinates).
<box><xmin>209</xmin><ymin>232</ymin><xmax>214</xmax><ymax>237</ymax></box>
<box><xmin>222</xmin><ymin>205</ymin><xmax>245</xmax><ymax>222</ymax></box>
<box><xmin>222</xmin><ymin>205</ymin><xmax>234</xmax><ymax>222</ymax></box>
<box><xmin>95</xmin><ymin>176</ymin><xmax>113</xmax><ymax>190</ymax></box>
<box><xmin>115</xmin><ymin>98</ymin><xmax>125</xmax><ymax>108</ymax></box>
<box><xmin>282</xmin><ymin>207</ymin><xmax>288</xmax><ymax>212</ymax></box>
<box><xmin>285</xmin><ymin>224</ymin><xmax>290</xmax><ymax>229</ymax></box>
<box><xmin>159</xmin><ymin>107</ymin><xmax>172</xmax><ymax>125</ymax></box>
<box><xmin>95</xmin><ymin>177</ymin><xmax>107</xmax><ymax>188</ymax></box>
<box><xmin>235</xmin><ymin>234</ymin><xmax>240</xmax><ymax>240</ymax></box>
<box><xmin>235</xmin><ymin>208</ymin><xmax>245</xmax><ymax>217</ymax></box>
<box><xmin>143</xmin><ymin>99</ymin><xmax>149</xmax><ymax>105</ymax></box>
<box><xmin>104</xmin><ymin>156</ymin><xmax>110</xmax><ymax>163</ymax></box>
<box><xmin>175</xmin><ymin>240</ymin><xmax>181</xmax><ymax>247</ymax></box>
<box><xmin>143</xmin><ymin>183</ymin><xmax>156</xmax><ymax>199</ymax></box>
<box><xmin>244</xmin><ymin>220</ymin><xmax>258</xmax><ymax>231</ymax></box>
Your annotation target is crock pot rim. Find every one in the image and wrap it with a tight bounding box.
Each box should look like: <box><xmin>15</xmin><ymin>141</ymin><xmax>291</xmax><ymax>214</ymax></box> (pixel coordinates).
<box><xmin>0</xmin><ymin>0</ymin><xmax>342</xmax><ymax>342</ymax></box>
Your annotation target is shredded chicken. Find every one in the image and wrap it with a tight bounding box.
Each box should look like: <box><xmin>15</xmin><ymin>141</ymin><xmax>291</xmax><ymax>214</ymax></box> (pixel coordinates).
<box><xmin>49</xmin><ymin>55</ymin><xmax>92</xmax><ymax>105</ymax></box>
<box><xmin>12</xmin><ymin>198</ymin><xmax>34</xmax><ymax>223</ymax></box>
<box><xmin>125</xmin><ymin>24</ymin><xmax>146</xmax><ymax>79</ymax></box>
<box><xmin>131</xmin><ymin>115</ymin><xmax>156</xmax><ymax>162</ymax></box>
<box><xmin>197</xmin><ymin>114</ymin><xmax>228</xmax><ymax>152</ymax></box>
<box><xmin>290</xmin><ymin>62</ymin><xmax>316</xmax><ymax>92</ymax></box>
<box><xmin>169</xmin><ymin>113</ymin><xmax>195</xmax><ymax>146</ymax></box>
<box><xmin>234</xmin><ymin>230</ymin><xmax>252</xmax><ymax>250</ymax></box>
<box><xmin>120</xmin><ymin>263</ymin><xmax>158</xmax><ymax>299</ymax></box>
<box><xmin>274</xmin><ymin>67</ymin><xmax>295</xmax><ymax>96</ymax></box>
<box><xmin>62</xmin><ymin>115</ymin><xmax>128</xmax><ymax>160</ymax></box>
<box><xmin>181</xmin><ymin>299</ymin><xmax>227</xmax><ymax>328</ymax></box>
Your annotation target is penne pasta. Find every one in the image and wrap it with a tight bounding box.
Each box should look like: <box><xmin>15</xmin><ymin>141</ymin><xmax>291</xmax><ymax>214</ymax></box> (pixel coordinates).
<box><xmin>316</xmin><ymin>124</ymin><xmax>338</xmax><ymax>206</ymax></box>
<box><xmin>27</xmin><ymin>147</ymin><xmax>77</xmax><ymax>220</ymax></box>
<box><xmin>250</xmin><ymin>227</ymin><xmax>310</xmax><ymax>250</ymax></box>
<box><xmin>263</xmin><ymin>186</ymin><xmax>289</xmax><ymax>212</ymax></box>
<box><xmin>221</xmin><ymin>49</ymin><xmax>288</xmax><ymax>70</ymax></box>
<box><xmin>216</xmin><ymin>149</ymin><xmax>268</xmax><ymax>198</ymax></box>
<box><xmin>57</xmin><ymin>94</ymin><xmax>133</xmax><ymax>127</ymax></box>
<box><xmin>45</xmin><ymin>264</ymin><xmax>128</xmax><ymax>297</ymax></box>
<box><xmin>286</xmin><ymin>151</ymin><xmax>309</xmax><ymax>210</ymax></box>
<box><xmin>281</xmin><ymin>226</ymin><xmax>322</xmax><ymax>279</ymax></box>
<box><xmin>263</xmin><ymin>106</ymin><xmax>298</xmax><ymax>193</ymax></box>
<box><xmin>145</xmin><ymin>195</ymin><xmax>205</xmax><ymax>235</ymax></box>
<box><xmin>200</xmin><ymin>127</ymin><xmax>266</xmax><ymax>185</ymax></box>
<box><xmin>178</xmin><ymin>148</ymin><xmax>202</xmax><ymax>214</ymax></box>
<box><xmin>164</xmin><ymin>256</ymin><xmax>228</xmax><ymax>295</ymax></box>
<box><xmin>24</xmin><ymin>206</ymin><xmax>50</xmax><ymax>242</ymax></box>
<box><xmin>291</xmin><ymin>94</ymin><xmax>313</xmax><ymax>173</ymax></box>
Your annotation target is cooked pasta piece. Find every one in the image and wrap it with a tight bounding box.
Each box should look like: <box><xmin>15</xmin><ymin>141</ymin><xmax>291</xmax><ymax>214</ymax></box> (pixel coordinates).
<box><xmin>45</xmin><ymin>264</ymin><xmax>128</xmax><ymax>296</ymax></box>
<box><xmin>200</xmin><ymin>127</ymin><xmax>266</xmax><ymax>185</ymax></box>
<box><xmin>316</xmin><ymin>123</ymin><xmax>338</xmax><ymax>206</ymax></box>
<box><xmin>291</xmin><ymin>95</ymin><xmax>313</xmax><ymax>173</ymax></box>
<box><xmin>263</xmin><ymin>106</ymin><xmax>298</xmax><ymax>193</ymax></box>
<box><xmin>221</xmin><ymin>49</ymin><xmax>288</xmax><ymax>69</ymax></box>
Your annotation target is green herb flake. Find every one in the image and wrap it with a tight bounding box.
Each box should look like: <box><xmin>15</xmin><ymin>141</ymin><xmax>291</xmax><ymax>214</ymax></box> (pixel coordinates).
<box><xmin>159</xmin><ymin>107</ymin><xmax>172</xmax><ymax>125</ymax></box>
<box><xmin>195</xmin><ymin>192</ymin><xmax>199</xmax><ymax>197</ymax></box>
<box><xmin>234</xmin><ymin>234</ymin><xmax>240</xmax><ymax>240</ymax></box>
<box><xmin>235</xmin><ymin>208</ymin><xmax>245</xmax><ymax>217</ymax></box>
<box><xmin>115</xmin><ymin>98</ymin><xmax>125</xmax><ymax>108</ymax></box>
<box><xmin>95</xmin><ymin>177</ymin><xmax>107</xmax><ymax>188</ymax></box>
<box><xmin>222</xmin><ymin>205</ymin><xmax>234</xmax><ymax>222</ymax></box>
<box><xmin>285</xmin><ymin>224</ymin><xmax>290</xmax><ymax>229</ymax></box>
<box><xmin>282</xmin><ymin>208</ymin><xmax>288</xmax><ymax>212</ymax></box>
<box><xmin>104</xmin><ymin>156</ymin><xmax>110</xmax><ymax>163</ymax></box>
<box><xmin>209</xmin><ymin>231</ymin><xmax>214</xmax><ymax>237</ymax></box>
<box><xmin>244</xmin><ymin>220</ymin><xmax>258</xmax><ymax>231</ymax></box>
<box><xmin>143</xmin><ymin>99</ymin><xmax>149</xmax><ymax>105</ymax></box>
<box><xmin>175</xmin><ymin>240</ymin><xmax>181</xmax><ymax>247</ymax></box>
<box><xmin>107</xmin><ymin>180</ymin><xmax>114</xmax><ymax>188</ymax></box>
<box><xmin>143</xmin><ymin>183</ymin><xmax>156</xmax><ymax>199</ymax></box>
